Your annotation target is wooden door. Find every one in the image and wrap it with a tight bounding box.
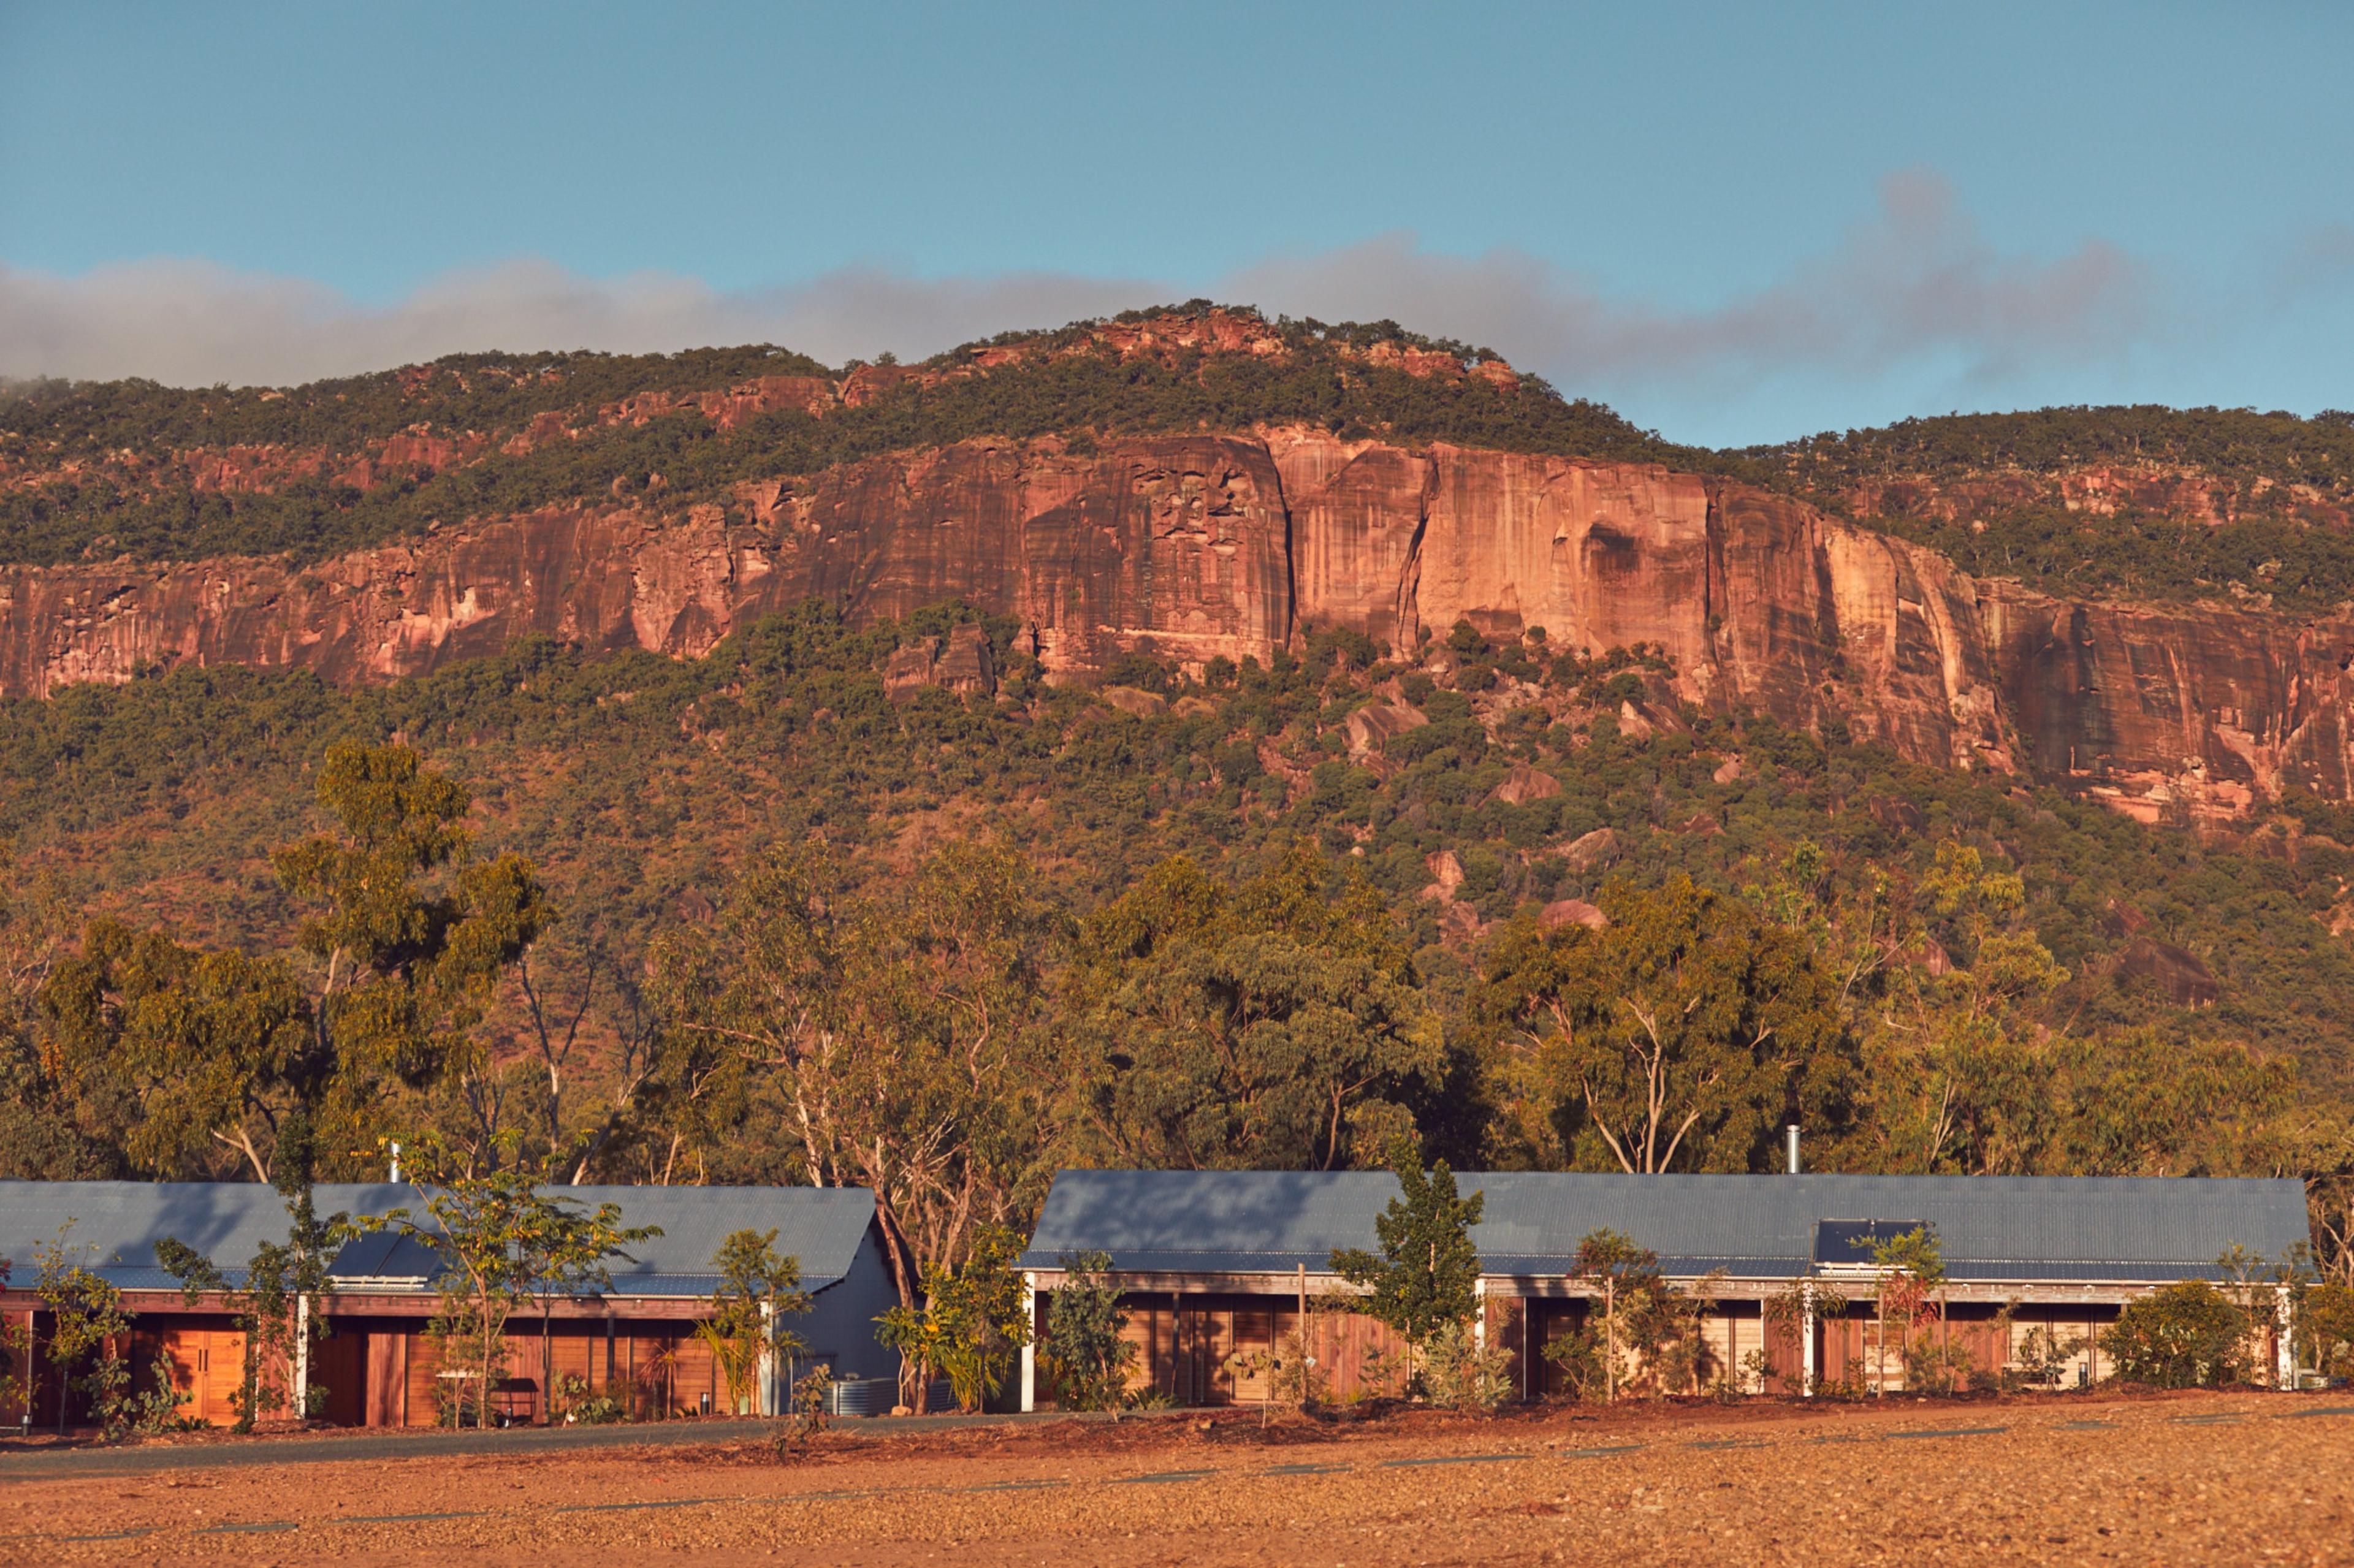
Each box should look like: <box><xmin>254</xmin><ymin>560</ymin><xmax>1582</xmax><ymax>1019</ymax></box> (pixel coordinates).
<box><xmin>313</xmin><ymin>1329</ymin><xmax>368</xmax><ymax>1426</ymax></box>
<box><xmin>1230</xmin><ymin>1307</ymin><xmax>1275</xmax><ymax>1403</ymax></box>
<box><xmin>167</xmin><ymin>1330</ymin><xmax>248</xmax><ymax>1426</ymax></box>
<box><xmin>365</xmin><ymin>1330</ymin><xmax>408</xmax><ymax>1428</ymax></box>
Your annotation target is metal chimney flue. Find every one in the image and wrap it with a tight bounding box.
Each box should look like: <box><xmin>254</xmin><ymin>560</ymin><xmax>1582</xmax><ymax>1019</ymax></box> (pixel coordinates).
<box><xmin>1785</xmin><ymin>1124</ymin><xmax>1801</xmax><ymax>1175</ymax></box>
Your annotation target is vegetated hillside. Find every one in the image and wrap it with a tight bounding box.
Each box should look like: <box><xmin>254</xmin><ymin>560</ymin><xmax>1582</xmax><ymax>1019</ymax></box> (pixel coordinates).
<box><xmin>14</xmin><ymin>303</ymin><xmax>2354</xmax><ymax>619</ymax></box>
<box><xmin>1752</xmin><ymin>405</ymin><xmax>2354</xmax><ymax>615</ymax></box>
<box><xmin>0</xmin><ymin>305</ymin><xmax>1691</xmax><ymax>567</ymax></box>
<box><xmin>2</xmin><ymin>601</ymin><xmax>2348</xmax><ymax>1195</ymax></box>
<box><xmin>14</xmin><ymin>307</ymin><xmax>2354</xmax><ymax>833</ymax></box>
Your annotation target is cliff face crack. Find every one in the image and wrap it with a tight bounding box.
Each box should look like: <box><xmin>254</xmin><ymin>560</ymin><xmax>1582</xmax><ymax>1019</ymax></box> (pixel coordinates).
<box><xmin>1392</xmin><ymin>452</ymin><xmax>1436</xmax><ymax>650</ymax></box>
<box><xmin>1268</xmin><ymin>438</ymin><xmax>1298</xmax><ymax>651</ymax></box>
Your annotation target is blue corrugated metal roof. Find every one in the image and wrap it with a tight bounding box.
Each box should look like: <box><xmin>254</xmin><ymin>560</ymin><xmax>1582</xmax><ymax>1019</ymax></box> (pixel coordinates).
<box><xmin>0</xmin><ymin>1181</ymin><xmax>880</xmax><ymax>1298</ymax></box>
<box><xmin>1019</xmin><ymin>1170</ymin><xmax>2312</xmax><ymax>1285</ymax></box>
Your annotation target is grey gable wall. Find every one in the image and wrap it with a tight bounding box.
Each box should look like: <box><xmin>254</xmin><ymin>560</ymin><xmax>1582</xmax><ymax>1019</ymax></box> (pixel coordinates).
<box><xmin>795</xmin><ymin>1222</ymin><xmax>901</xmax><ymax>1383</ymax></box>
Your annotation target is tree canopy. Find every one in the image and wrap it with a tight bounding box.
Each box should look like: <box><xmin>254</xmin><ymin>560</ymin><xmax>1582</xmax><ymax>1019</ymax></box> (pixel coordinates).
<box><xmin>0</xmin><ymin>602</ymin><xmax>2348</xmax><ymax>1284</ymax></box>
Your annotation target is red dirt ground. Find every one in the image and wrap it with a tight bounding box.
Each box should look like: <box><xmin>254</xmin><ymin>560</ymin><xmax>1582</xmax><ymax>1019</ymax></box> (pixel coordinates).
<box><xmin>1</xmin><ymin>1389</ymin><xmax>2347</xmax><ymax>1566</ymax></box>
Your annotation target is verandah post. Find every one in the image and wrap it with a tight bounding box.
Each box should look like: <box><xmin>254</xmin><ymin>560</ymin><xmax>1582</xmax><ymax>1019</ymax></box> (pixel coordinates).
<box><xmin>1802</xmin><ymin>1281</ymin><xmax>1816</xmax><ymax>1398</ymax></box>
<box><xmin>295</xmin><ymin>1293</ymin><xmax>310</xmax><ymax>1420</ymax></box>
<box><xmin>1017</xmin><ymin>1272</ymin><xmax>1036</xmax><ymax>1414</ymax></box>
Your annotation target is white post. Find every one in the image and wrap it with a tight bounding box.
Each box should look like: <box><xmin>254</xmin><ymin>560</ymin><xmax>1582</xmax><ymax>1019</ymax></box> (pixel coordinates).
<box><xmin>1472</xmin><ymin>1277</ymin><xmax>1487</xmax><ymax>1350</ymax></box>
<box><xmin>295</xmin><ymin>1292</ymin><xmax>310</xmax><ymax>1420</ymax></box>
<box><xmin>2276</xmin><ymin>1284</ymin><xmax>2296</xmax><ymax>1391</ymax></box>
<box><xmin>1800</xmin><ymin>1281</ymin><xmax>1816</xmax><ymax>1399</ymax></box>
<box><xmin>1018</xmin><ymin>1271</ymin><xmax>1037</xmax><ymax>1414</ymax></box>
<box><xmin>758</xmin><ymin>1299</ymin><xmax>776</xmax><ymax>1417</ymax></box>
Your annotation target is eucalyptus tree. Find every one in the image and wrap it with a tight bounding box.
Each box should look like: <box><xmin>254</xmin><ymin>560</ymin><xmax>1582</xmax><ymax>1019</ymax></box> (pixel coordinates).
<box><xmin>1479</xmin><ymin>874</ymin><xmax>1856</xmax><ymax>1174</ymax></box>
<box><xmin>651</xmin><ymin>840</ymin><xmax>1062</xmax><ymax>1312</ymax></box>
<box><xmin>1068</xmin><ymin>847</ymin><xmax>1447</xmax><ymax>1173</ymax></box>
<box><xmin>39</xmin><ymin>741</ymin><xmax>546</xmax><ymax>1182</ymax></box>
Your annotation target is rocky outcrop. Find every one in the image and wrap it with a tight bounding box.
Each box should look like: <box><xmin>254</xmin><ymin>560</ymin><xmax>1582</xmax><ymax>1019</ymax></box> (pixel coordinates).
<box><xmin>7</xmin><ymin>432</ymin><xmax>2354</xmax><ymax>822</ymax></box>
<box><xmin>1979</xmin><ymin>585</ymin><xmax>2354</xmax><ymax>824</ymax></box>
<box><xmin>2114</xmin><ymin>937</ymin><xmax>2221</xmax><ymax>1007</ymax></box>
<box><xmin>883</xmin><ymin>622</ymin><xmax>999</xmax><ymax>701</ymax></box>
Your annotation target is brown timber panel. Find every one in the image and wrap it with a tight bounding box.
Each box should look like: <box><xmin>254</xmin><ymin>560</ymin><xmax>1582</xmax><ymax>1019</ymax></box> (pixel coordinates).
<box><xmin>546</xmin><ymin>1325</ymin><xmax>599</xmax><ymax>1409</ymax></box>
<box><xmin>0</xmin><ymin>1311</ymin><xmax>29</xmax><ymax>1425</ymax></box>
<box><xmin>628</xmin><ymin>1330</ymin><xmax>689</xmax><ymax>1419</ymax></box>
<box><xmin>314</xmin><ymin>1329</ymin><xmax>367</xmax><ymax>1426</ymax></box>
<box><xmin>1529</xmin><ymin>1299</ymin><xmax>1591</xmax><ymax>1399</ymax></box>
<box><xmin>1761</xmin><ymin>1309</ymin><xmax>1804</xmax><ymax>1394</ymax></box>
<box><xmin>403</xmin><ymin>1333</ymin><xmax>448</xmax><ymax>1426</ymax></box>
<box><xmin>1945</xmin><ymin>1308</ymin><xmax>2010</xmax><ymax>1390</ymax></box>
<box><xmin>175</xmin><ymin>1328</ymin><xmax>247</xmax><ymax>1426</ymax></box>
<box><xmin>1107</xmin><ymin>1293</ymin><xmax>1410</xmax><ymax>1408</ymax></box>
<box><xmin>364</xmin><ymin>1331</ymin><xmax>405</xmax><ymax>1428</ymax></box>
<box><xmin>1308</xmin><ymin>1303</ymin><xmax>1411</xmax><ymax>1402</ymax></box>
<box><xmin>1230</xmin><ymin>1306</ymin><xmax>1276</xmax><ymax>1402</ymax></box>
<box><xmin>1819</xmin><ymin>1314</ymin><xmax>1878</xmax><ymax>1393</ymax></box>
<box><xmin>1117</xmin><ymin>1301</ymin><xmax>1175</xmax><ymax>1400</ymax></box>
<box><xmin>1173</xmin><ymin>1301</ymin><xmax>1232</xmax><ymax>1406</ymax></box>
<box><xmin>670</xmin><ymin>1332</ymin><xmax>720</xmax><ymax>1416</ymax></box>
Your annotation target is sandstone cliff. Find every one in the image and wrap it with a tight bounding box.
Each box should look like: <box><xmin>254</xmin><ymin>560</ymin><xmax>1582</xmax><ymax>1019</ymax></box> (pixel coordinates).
<box><xmin>4</xmin><ymin>431</ymin><xmax>2349</xmax><ymax>824</ymax></box>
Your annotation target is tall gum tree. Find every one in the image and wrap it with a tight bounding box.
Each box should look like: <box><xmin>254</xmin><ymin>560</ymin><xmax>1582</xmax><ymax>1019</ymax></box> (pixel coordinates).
<box><xmin>1479</xmin><ymin>873</ymin><xmax>1857</xmax><ymax>1173</ymax></box>
<box><xmin>39</xmin><ymin>742</ymin><xmax>546</xmax><ymax>1181</ymax></box>
<box><xmin>650</xmin><ymin>840</ymin><xmax>1061</xmax><ymax>1314</ymax></box>
<box><xmin>271</xmin><ymin>742</ymin><xmax>547</xmax><ymax>1175</ymax></box>
<box><xmin>1068</xmin><ymin>846</ymin><xmax>1448</xmax><ymax>1171</ymax></box>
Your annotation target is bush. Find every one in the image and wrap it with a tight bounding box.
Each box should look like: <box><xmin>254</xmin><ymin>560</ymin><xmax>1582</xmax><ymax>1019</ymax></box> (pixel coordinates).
<box><xmin>554</xmin><ymin>1373</ymin><xmax>627</xmax><ymax>1425</ymax></box>
<box><xmin>1539</xmin><ymin>1323</ymin><xmax>1606</xmax><ymax>1402</ymax></box>
<box><xmin>2304</xmin><ymin>1283</ymin><xmax>2354</xmax><ymax>1382</ymax></box>
<box><xmin>1420</xmin><ymin>1319</ymin><xmax>1512</xmax><ymax>1412</ymax></box>
<box><xmin>2101</xmin><ymin>1281</ymin><xmax>2250</xmax><ymax>1387</ymax></box>
<box><xmin>1040</xmin><ymin>1250</ymin><xmax>1137</xmax><ymax>1412</ymax></box>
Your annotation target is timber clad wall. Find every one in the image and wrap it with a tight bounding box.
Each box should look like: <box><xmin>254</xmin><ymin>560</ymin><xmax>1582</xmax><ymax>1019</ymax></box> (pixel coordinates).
<box><xmin>1032</xmin><ymin>1293</ymin><xmax>1418</xmax><ymax>1409</ymax></box>
<box><xmin>351</xmin><ymin>1322</ymin><xmax>734</xmax><ymax>1428</ymax></box>
<box><xmin>1039</xmin><ymin>1292</ymin><xmax>2274</xmax><ymax>1409</ymax></box>
<box><xmin>3</xmin><ymin>1314</ymin><xmax>747</xmax><ymax>1431</ymax></box>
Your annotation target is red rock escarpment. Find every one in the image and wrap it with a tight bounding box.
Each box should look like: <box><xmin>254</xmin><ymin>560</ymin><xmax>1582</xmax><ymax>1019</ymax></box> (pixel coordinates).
<box><xmin>5</xmin><ymin>433</ymin><xmax>2352</xmax><ymax>821</ymax></box>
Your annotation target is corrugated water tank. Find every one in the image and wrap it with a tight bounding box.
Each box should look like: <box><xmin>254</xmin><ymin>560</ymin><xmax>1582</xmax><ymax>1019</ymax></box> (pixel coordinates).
<box><xmin>825</xmin><ymin>1377</ymin><xmax>957</xmax><ymax>1417</ymax></box>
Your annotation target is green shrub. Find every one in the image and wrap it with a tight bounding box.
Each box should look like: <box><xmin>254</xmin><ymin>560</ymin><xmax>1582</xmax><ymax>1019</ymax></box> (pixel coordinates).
<box><xmin>2101</xmin><ymin>1281</ymin><xmax>2250</xmax><ymax>1387</ymax></box>
<box><xmin>1419</xmin><ymin>1319</ymin><xmax>1512</xmax><ymax>1412</ymax></box>
<box><xmin>1040</xmin><ymin>1250</ymin><xmax>1137</xmax><ymax>1412</ymax></box>
<box><xmin>553</xmin><ymin>1374</ymin><xmax>628</xmax><ymax>1425</ymax></box>
<box><xmin>2303</xmin><ymin>1282</ymin><xmax>2354</xmax><ymax>1382</ymax></box>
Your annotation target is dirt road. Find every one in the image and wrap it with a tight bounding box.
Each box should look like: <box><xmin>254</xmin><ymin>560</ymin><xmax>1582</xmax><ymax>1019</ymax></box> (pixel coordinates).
<box><xmin>2</xmin><ymin>1390</ymin><xmax>2347</xmax><ymax>1566</ymax></box>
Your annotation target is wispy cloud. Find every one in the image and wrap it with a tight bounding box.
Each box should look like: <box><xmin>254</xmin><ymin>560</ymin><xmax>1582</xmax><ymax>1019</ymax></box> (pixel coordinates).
<box><xmin>0</xmin><ymin>256</ymin><xmax>1162</xmax><ymax>389</ymax></box>
<box><xmin>0</xmin><ymin>173</ymin><xmax>2202</xmax><ymax>425</ymax></box>
<box><xmin>1233</xmin><ymin>173</ymin><xmax>2160</xmax><ymax>394</ymax></box>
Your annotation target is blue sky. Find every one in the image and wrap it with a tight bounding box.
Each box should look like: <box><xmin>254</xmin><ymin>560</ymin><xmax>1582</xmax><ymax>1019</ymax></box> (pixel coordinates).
<box><xmin>3</xmin><ymin>0</ymin><xmax>2350</xmax><ymax>444</ymax></box>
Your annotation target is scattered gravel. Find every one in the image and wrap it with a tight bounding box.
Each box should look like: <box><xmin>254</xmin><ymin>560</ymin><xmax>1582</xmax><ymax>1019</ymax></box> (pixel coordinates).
<box><xmin>2</xmin><ymin>1390</ymin><xmax>2345</xmax><ymax>1566</ymax></box>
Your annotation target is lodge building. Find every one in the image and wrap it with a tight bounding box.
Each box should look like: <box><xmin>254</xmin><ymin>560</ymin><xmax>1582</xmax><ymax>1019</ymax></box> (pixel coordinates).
<box><xmin>1015</xmin><ymin>1171</ymin><xmax>2315</xmax><ymax>1407</ymax></box>
<box><xmin>0</xmin><ymin>1182</ymin><xmax>901</xmax><ymax>1429</ymax></box>
<box><xmin>0</xmin><ymin>1169</ymin><xmax>2318</xmax><ymax>1429</ymax></box>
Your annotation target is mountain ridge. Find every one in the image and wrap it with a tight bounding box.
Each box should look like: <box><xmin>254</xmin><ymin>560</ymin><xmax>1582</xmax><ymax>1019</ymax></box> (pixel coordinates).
<box><xmin>9</xmin><ymin>306</ymin><xmax>2354</xmax><ymax>830</ymax></box>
